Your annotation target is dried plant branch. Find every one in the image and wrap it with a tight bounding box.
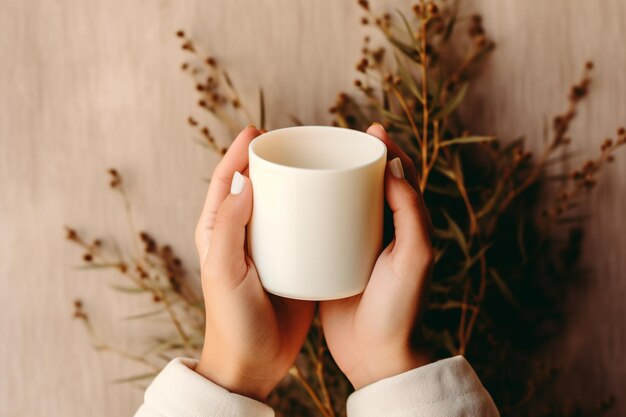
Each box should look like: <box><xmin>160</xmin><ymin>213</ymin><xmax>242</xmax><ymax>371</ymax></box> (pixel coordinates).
<box><xmin>67</xmin><ymin>2</ymin><xmax>625</xmax><ymax>416</ymax></box>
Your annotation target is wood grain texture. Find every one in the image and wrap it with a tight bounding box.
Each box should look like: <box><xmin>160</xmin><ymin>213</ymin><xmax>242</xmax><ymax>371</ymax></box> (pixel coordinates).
<box><xmin>0</xmin><ymin>0</ymin><xmax>624</xmax><ymax>415</ymax></box>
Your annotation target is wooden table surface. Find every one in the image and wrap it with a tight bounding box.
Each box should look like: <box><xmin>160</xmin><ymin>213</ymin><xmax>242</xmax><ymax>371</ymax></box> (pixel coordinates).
<box><xmin>1</xmin><ymin>0</ymin><xmax>624</xmax><ymax>415</ymax></box>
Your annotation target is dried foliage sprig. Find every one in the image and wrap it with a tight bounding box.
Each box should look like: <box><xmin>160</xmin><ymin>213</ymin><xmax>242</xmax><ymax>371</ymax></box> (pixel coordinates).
<box><xmin>68</xmin><ymin>1</ymin><xmax>624</xmax><ymax>416</ymax></box>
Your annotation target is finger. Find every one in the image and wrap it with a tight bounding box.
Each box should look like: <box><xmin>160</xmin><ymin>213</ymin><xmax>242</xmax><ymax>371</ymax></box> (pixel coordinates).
<box><xmin>204</xmin><ymin>171</ymin><xmax>253</xmax><ymax>285</ymax></box>
<box><xmin>384</xmin><ymin>158</ymin><xmax>433</xmax><ymax>271</ymax></box>
<box><xmin>196</xmin><ymin>126</ymin><xmax>260</xmax><ymax>261</ymax></box>
<box><xmin>366</xmin><ymin>123</ymin><xmax>419</xmax><ymax>191</ymax></box>
<box><xmin>367</xmin><ymin>122</ymin><xmax>433</xmax><ymax>235</ymax></box>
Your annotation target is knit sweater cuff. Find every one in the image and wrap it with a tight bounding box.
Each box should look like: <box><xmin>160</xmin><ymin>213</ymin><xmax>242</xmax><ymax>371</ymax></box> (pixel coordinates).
<box><xmin>134</xmin><ymin>357</ymin><xmax>274</xmax><ymax>417</ymax></box>
<box><xmin>346</xmin><ymin>355</ymin><xmax>499</xmax><ymax>417</ymax></box>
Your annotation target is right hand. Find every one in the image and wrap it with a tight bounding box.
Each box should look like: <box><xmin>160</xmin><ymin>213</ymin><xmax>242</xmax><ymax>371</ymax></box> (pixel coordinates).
<box><xmin>320</xmin><ymin>123</ymin><xmax>434</xmax><ymax>390</ymax></box>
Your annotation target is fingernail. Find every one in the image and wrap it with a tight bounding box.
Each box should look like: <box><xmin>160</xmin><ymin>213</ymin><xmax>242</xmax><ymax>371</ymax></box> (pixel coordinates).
<box><xmin>230</xmin><ymin>171</ymin><xmax>245</xmax><ymax>195</ymax></box>
<box><xmin>388</xmin><ymin>157</ymin><xmax>404</xmax><ymax>179</ymax></box>
<box><xmin>246</xmin><ymin>124</ymin><xmax>257</xmax><ymax>130</ymax></box>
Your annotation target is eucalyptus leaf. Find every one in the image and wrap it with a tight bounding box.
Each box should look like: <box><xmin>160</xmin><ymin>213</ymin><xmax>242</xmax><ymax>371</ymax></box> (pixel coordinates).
<box><xmin>122</xmin><ymin>308</ymin><xmax>166</xmax><ymax>321</ymax></box>
<box><xmin>442</xmin><ymin>210</ymin><xmax>470</xmax><ymax>259</ymax></box>
<box><xmin>439</xmin><ymin>135</ymin><xmax>495</xmax><ymax>147</ymax></box>
<box><xmin>489</xmin><ymin>268</ymin><xmax>520</xmax><ymax>309</ymax></box>
<box><xmin>258</xmin><ymin>88</ymin><xmax>265</xmax><ymax>129</ymax></box>
<box><xmin>113</xmin><ymin>372</ymin><xmax>159</xmax><ymax>384</ymax></box>
<box><xmin>432</xmin><ymin>83</ymin><xmax>469</xmax><ymax>120</ymax></box>
<box><xmin>394</xmin><ymin>52</ymin><xmax>423</xmax><ymax>102</ymax></box>
<box><xmin>109</xmin><ymin>285</ymin><xmax>147</xmax><ymax>294</ymax></box>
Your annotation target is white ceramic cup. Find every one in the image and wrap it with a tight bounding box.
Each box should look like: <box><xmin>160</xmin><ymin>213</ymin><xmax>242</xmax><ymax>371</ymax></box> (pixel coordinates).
<box><xmin>247</xmin><ymin>126</ymin><xmax>387</xmax><ymax>301</ymax></box>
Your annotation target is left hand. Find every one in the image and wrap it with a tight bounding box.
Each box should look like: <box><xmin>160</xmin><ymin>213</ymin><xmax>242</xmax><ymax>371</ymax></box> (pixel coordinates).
<box><xmin>194</xmin><ymin>126</ymin><xmax>316</xmax><ymax>401</ymax></box>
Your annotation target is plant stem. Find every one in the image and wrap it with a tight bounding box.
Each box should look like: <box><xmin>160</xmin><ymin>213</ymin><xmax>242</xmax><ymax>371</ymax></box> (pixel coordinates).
<box><xmin>290</xmin><ymin>365</ymin><xmax>333</xmax><ymax>417</ymax></box>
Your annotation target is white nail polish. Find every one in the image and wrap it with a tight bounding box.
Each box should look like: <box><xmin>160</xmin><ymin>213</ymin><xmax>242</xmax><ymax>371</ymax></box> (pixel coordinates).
<box><xmin>230</xmin><ymin>171</ymin><xmax>245</xmax><ymax>195</ymax></box>
<box><xmin>388</xmin><ymin>157</ymin><xmax>404</xmax><ymax>179</ymax></box>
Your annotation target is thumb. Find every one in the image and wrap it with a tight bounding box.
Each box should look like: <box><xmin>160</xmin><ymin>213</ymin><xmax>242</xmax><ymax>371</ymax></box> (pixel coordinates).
<box><xmin>384</xmin><ymin>158</ymin><xmax>432</xmax><ymax>270</ymax></box>
<box><xmin>204</xmin><ymin>171</ymin><xmax>253</xmax><ymax>283</ymax></box>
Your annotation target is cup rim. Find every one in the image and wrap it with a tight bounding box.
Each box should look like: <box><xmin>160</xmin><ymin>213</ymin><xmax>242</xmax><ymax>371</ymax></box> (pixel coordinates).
<box><xmin>248</xmin><ymin>125</ymin><xmax>387</xmax><ymax>173</ymax></box>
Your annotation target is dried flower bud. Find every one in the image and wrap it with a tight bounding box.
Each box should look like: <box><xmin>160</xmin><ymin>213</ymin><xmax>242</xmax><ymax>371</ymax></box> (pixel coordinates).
<box><xmin>372</xmin><ymin>47</ymin><xmax>385</xmax><ymax>63</ymax></box>
<box><xmin>618</xmin><ymin>127</ymin><xmax>625</xmax><ymax>136</ymax></box>
<box><xmin>570</xmin><ymin>85</ymin><xmax>587</xmax><ymax>100</ymax></box>
<box><xmin>176</xmin><ymin>30</ymin><xmax>185</xmax><ymax>38</ymax></box>
<box><xmin>475</xmin><ymin>35</ymin><xmax>487</xmax><ymax>47</ymax></box>
<box><xmin>358</xmin><ymin>0</ymin><xmax>369</xmax><ymax>11</ymax></box>
<box><xmin>83</xmin><ymin>253</ymin><xmax>93</xmax><ymax>262</ymax></box>
<box><xmin>181</xmin><ymin>41</ymin><xmax>195</xmax><ymax>52</ymax></box>
<box><xmin>356</xmin><ymin>58</ymin><xmax>369</xmax><ymax>73</ymax></box>
<box><xmin>426</xmin><ymin>2</ymin><xmax>438</xmax><ymax>15</ymax></box>
<box><xmin>181</xmin><ymin>62</ymin><xmax>189</xmax><ymax>71</ymax></box>
<box><xmin>585</xmin><ymin>61</ymin><xmax>594</xmax><ymax>70</ymax></box>
<box><xmin>108</xmin><ymin>169</ymin><xmax>121</xmax><ymax>188</ymax></box>
<box><xmin>354</xmin><ymin>79</ymin><xmax>363</xmax><ymax>87</ymax></box>
<box><xmin>361</xmin><ymin>17</ymin><xmax>369</xmax><ymax>25</ymax></box>
<box><xmin>206</xmin><ymin>57</ymin><xmax>217</xmax><ymax>67</ymax></box>
<box><xmin>66</xmin><ymin>227</ymin><xmax>78</xmax><ymax>241</ymax></box>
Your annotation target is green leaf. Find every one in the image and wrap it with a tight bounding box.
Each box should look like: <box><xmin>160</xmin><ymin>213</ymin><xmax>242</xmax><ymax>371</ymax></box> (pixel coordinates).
<box><xmin>428</xmin><ymin>300</ymin><xmax>467</xmax><ymax>310</ymax></box>
<box><xmin>222</xmin><ymin>70</ymin><xmax>234</xmax><ymax>89</ymax></box>
<box><xmin>394</xmin><ymin>52</ymin><xmax>422</xmax><ymax>102</ymax></box>
<box><xmin>466</xmin><ymin>244</ymin><xmax>492</xmax><ymax>269</ymax></box>
<box><xmin>433</xmin><ymin>242</ymin><xmax>449</xmax><ymax>264</ymax></box>
<box><xmin>432</xmin><ymin>83</ymin><xmax>469</xmax><ymax>120</ymax></box>
<box><xmin>109</xmin><ymin>285</ymin><xmax>147</xmax><ymax>294</ymax></box>
<box><xmin>443</xmin><ymin>13</ymin><xmax>457</xmax><ymax>41</ymax></box>
<box><xmin>387</xmin><ymin>36</ymin><xmax>420</xmax><ymax>62</ymax></box>
<box><xmin>376</xmin><ymin>106</ymin><xmax>411</xmax><ymax>125</ymax></box>
<box><xmin>113</xmin><ymin>372</ymin><xmax>159</xmax><ymax>384</ymax></box>
<box><xmin>517</xmin><ymin>216</ymin><xmax>527</xmax><ymax>263</ymax></box>
<box><xmin>142</xmin><ymin>338</ymin><xmax>185</xmax><ymax>356</ymax></box>
<box><xmin>426</xmin><ymin>183</ymin><xmax>461</xmax><ymax>197</ymax></box>
<box><xmin>75</xmin><ymin>263</ymin><xmax>122</xmax><ymax>270</ymax></box>
<box><xmin>122</xmin><ymin>308</ymin><xmax>166</xmax><ymax>321</ymax></box>
<box><xmin>396</xmin><ymin>9</ymin><xmax>420</xmax><ymax>50</ymax></box>
<box><xmin>193</xmin><ymin>138</ymin><xmax>210</xmax><ymax>148</ymax></box>
<box><xmin>289</xmin><ymin>114</ymin><xmax>304</xmax><ymax>126</ymax></box>
<box><xmin>489</xmin><ymin>268</ymin><xmax>520</xmax><ymax>309</ymax></box>
<box><xmin>439</xmin><ymin>136</ymin><xmax>495</xmax><ymax>148</ymax></box>
<box><xmin>258</xmin><ymin>88</ymin><xmax>266</xmax><ymax>130</ymax></box>
<box><xmin>442</xmin><ymin>211</ymin><xmax>470</xmax><ymax>259</ymax></box>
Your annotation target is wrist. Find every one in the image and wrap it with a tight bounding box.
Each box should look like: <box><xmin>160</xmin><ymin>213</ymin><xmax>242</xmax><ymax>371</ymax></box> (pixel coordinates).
<box><xmin>195</xmin><ymin>350</ymin><xmax>274</xmax><ymax>401</ymax></box>
<box><xmin>349</xmin><ymin>348</ymin><xmax>432</xmax><ymax>390</ymax></box>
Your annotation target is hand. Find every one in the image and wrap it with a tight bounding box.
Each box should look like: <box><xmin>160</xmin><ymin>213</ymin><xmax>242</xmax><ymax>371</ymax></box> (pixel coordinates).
<box><xmin>319</xmin><ymin>123</ymin><xmax>434</xmax><ymax>390</ymax></box>
<box><xmin>194</xmin><ymin>126</ymin><xmax>316</xmax><ymax>401</ymax></box>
